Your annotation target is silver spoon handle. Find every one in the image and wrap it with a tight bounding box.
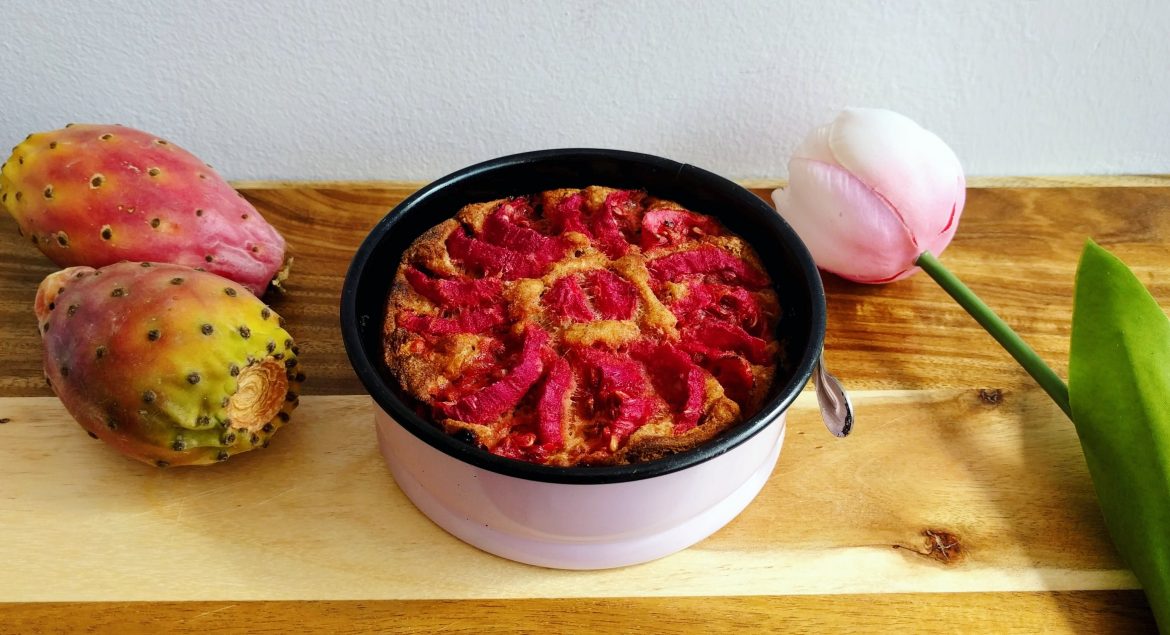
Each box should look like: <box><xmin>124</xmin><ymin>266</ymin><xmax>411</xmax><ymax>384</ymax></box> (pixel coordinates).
<box><xmin>813</xmin><ymin>352</ymin><xmax>854</xmax><ymax>437</ymax></box>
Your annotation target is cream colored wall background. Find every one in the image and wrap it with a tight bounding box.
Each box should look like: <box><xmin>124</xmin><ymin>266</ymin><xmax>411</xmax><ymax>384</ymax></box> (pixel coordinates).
<box><xmin>5</xmin><ymin>1</ymin><xmax>1168</xmax><ymax>180</ymax></box>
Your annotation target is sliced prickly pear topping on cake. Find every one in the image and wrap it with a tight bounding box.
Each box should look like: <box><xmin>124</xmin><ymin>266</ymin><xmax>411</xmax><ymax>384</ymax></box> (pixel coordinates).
<box><xmin>574</xmin><ymin>346</ymin><xmax>657</xmax><ymax>449</ymax></box>
<box><xmin>582</xmin><ymin>269</ymin><xmax>638</xmax><ymax>320</ymax></box>
<box><xmin>397</xmin><ymin>305</ymin><xmax>508</xmax><ymax>336</ymax></box>
<box><xmin>445</xmin><ymin>226</ymin><xmax>541</xmax><ymax>279</ymax></box>
<box><xmin>536</xmin><ymin>357</ymin><xmax>573</xmax><ymax>447</ymax></box>
<box><xmin>384</xmin><ymin>187</ymin><xmax>781</xmax><ymax>466</ymax></box>
<box><xmin>647</xmin><ymin>245</ymin><xmax>769</xmax><ymax>289</ymax></box>
<box><xmin>545</xmin><ymin>191</ymin><xmax>590</xmax><ymax>235</ymax></box>
<box><xmin>640</xmin><ymin>208</ymin><xmax>724</xmax><ymax>249</ymax></box>
<box><xmin>588</xmin><ymin>191</ymin><xmax>635</xmax><ymax>259</ymax></box>
<box><xmin>481</xmin><ymin>199</ymin><xmax>561</xmax><ymax>255</ymax></box>
<box><xmin>436</xmin><ymin>324</ymin><xmax>548</xmax><ymax>424</ymax></box>
<box><xmin>631</xmin><ymin>343</ymin><xmax>709</xmax><ymax>433</ymax></box>
<box><xmin>704</xmin><ymin>354</ymin><xmax>755</xmax><ymax>411</ymax></box>
<box><xmin>544</xmin><ymin>275</ymin><xmax>596</xmax><ymax>322</ymax></box>
<box><xmin>681</xmin><ymin>319</ymin><xmax>773</xmax><ymax>365</ymax></box>
<box><xmin>667</xmin><ymin>282</ymin><xmax>772</xmax><ymax>337</ymax></box>
<box><xmin>403</xmin><ymin>266</ymin><xmax>501</xmax><ymax>307</ymax></box>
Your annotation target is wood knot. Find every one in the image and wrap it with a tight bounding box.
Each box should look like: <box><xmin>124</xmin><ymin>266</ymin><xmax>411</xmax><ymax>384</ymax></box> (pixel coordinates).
<box><xmin>978</xmin><ymin>388</ymin><xmax>1003</xmax><ymax>405</ymax></box>
<box><xmin>922</xmin><ymin>529</ymin><xmax>963</xmax><ymax>562</ymax></box>
<box><xmin>894</xmin><ymin>528</ymin><xmax>965</xmax><ymax>565</ymax></box>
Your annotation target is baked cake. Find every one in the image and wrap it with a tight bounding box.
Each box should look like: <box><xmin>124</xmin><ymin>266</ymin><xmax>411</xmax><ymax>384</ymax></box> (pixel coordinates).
<box><xmin>383</xmin><ymin>186</ymin><xmax>781</xmax><ymax>466</ymax></box>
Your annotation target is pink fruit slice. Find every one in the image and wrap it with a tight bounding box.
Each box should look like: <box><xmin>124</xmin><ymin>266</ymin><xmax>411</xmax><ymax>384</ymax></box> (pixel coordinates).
<box><xmin>672</xmin><ymin>366</ymin><xmax>707</xmax><ymax>433</ymax></box>
<box><xmin>536</xmin><ymin>357</ymin><xmax>572</xmax><ymax>447</ymax></box>
<box><xmin>397</xmin><ymin>305</ymin><xmax>506</xmax><ymax>335</ymax></box>
<box><xmin>640</xmin><ymin>208</ymin><xmax>723</xmax><ymax>249</ymax></box>
<box><xmin>575</xmin><ymin>347</ymin><xmax>655</xmax><ymax>444</ymax></box>
<box><xmin>669</xmin><ymin>282</ymin><xmax>765</xmax><ymax>336</ymax></box>
<box><xmin>602</xmin><ymin>190</ymin><xmax>643</xmax><ymax>236</ymax></box>
<box><xmin>713</xmin><ymin>286</ymin><xmax>765</xmax><ymax>335</ymax></box>
<box><xmin>582</xmin><ymin>269</ymin><xmax>638</xmax><ymax>320</ymax></box>
<box><xmin>547</xmin><ymin>192</ymin><xmax>590</xmax><ymax>235</ymax></box>
<box><xmin>437</xmin><ymin>325</ymin><xmax>548</xmax><ymax>423</ymax></box>
<box><xmin>483</xmin><ymin>204</ymin><xmax>563</xmax><ymax>256</ymax></box>
<box><xmin>577</xmin><ymin>347</ymin><xmax>645</xmax><ymax>398</ymax></box>
<box><xmin>648</xmin><ymin>246</ymin><xmax>769</xmax><ymax>289</ymax></box>
<box><xmin>446</xmin><ymin>226</ymin><xmax>542</xmax><ymax>279</ymax></box>
<box><xmin>589</xmin><ymin>196</ymin><xmax>630</xmax><ymax>259</ymax></box>
<box><xmin>682</xmin><ymin>319</ymin><xmax>771</xmax><ymax>365</ymax></box>
<box><xmin>635</xmin><ymin>343</ymin><xmax>707</xmax><ymax>433</ymax></box>
<box><xmin>545</xmin><ymin>190</ymin><xmax>640</xmax><ymax>260</ymax></box>
<box><xmin>607</xmin><ymin>396</ymin><xmax>655</xmax><ymax>443</ymax></box>
<box><xmin>705</xmin><ymin>355</ymin><xmax>754</xmax><ymax>409</ymax></box>
<box><xmin>545</xmin><ymin>276</ymin><xmax>596</xmax><ymax>322</ymax></box>
<box><xmin>404</xmin><ymin>266</ymin><xmax>501</xmax><ymax>307</ymax></box>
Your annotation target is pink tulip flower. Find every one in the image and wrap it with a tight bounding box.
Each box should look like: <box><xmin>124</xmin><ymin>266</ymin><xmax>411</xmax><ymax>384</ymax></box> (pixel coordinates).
<box><xmin>772</xmin><ymin>108</ymin><xmax>967</xmax><ymax>283</ymax></box>
<box><xmin>773</xmin><ymin>109</ymin><xmax>1170</xmax><ymax>630</ymax></box>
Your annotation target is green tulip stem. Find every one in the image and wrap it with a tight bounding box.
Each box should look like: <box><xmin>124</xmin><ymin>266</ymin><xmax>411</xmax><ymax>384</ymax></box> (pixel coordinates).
<box><xmin>916</xmin><ymin>251</ymin><xmax>1072</xmax><ymax>419</ymax></box>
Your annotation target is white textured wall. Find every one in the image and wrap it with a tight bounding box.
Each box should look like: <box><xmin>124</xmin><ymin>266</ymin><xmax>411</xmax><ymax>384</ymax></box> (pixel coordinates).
<box><xmin>5</xmin><ymin>1</ymin><xmax>1169</xmax><ymax>180</ymax></box>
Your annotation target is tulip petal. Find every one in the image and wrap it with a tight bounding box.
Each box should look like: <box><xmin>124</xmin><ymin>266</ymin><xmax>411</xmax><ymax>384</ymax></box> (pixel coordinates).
<box><xmin>918</xmin><ymin>174</ymin><xmax>966</xmax><ymax>259</ymax></box>
<box><xmin>775</xmin><ymin>158</ymin><xmax>920</xmax><ymax>283</ymax></box>
<box><xmin>827</xmin><ymin>108</ymin><xmax>966</xmax><ymax>243</ymax></box>
<box><xmin>791</xmin><ymin>121</ymin><xmax>837</xmax><ymax>165</ymax></box>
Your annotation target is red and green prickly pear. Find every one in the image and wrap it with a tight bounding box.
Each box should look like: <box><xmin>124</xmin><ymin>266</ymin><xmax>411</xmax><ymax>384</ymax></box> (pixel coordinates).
<box><xmin>1</xmin><ymin>124</ymin><xmax>289</xmax><ymax>297</ymax></box>
<box><xmin>35</xmin><ymin>261</ymin><xmax>304</xmax><ymax>466</ymax></box>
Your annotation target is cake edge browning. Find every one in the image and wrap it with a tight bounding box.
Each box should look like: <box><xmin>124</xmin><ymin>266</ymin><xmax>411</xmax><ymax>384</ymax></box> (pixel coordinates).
<box><xmin>382</xmin><ymin>218</ymin><xmax>464</xmax><ymax>400</ymax></box>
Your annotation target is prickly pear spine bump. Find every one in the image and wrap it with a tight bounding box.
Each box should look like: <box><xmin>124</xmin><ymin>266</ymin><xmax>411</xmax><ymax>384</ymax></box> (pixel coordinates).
<box><xmin>35</xmin><ymin>261</ymin><xmax>304</xmax><ymax>466</ymax></box>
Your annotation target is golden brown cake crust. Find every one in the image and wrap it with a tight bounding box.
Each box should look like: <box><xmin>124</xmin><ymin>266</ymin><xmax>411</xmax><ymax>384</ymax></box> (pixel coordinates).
<box><xmin>383</xmin><ymin>186</ymin><xmax>782</xmax><ymax>466</ymax></box>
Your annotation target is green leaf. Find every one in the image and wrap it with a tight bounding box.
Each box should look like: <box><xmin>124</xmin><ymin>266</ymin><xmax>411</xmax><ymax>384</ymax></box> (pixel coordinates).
<box><xmin>1070</xmin><ymin>239</ymin><xmax>1170</xmax><ymax>630</ymax></box>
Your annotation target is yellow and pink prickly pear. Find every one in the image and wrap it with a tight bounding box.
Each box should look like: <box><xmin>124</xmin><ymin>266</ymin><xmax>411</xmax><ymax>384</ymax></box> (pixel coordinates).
<box><xmin>2</xmin><ymin>124</ymin><xmax>288</xmax><ymax>297</ymax></box>
<box><xmin>35</xmin><ymin>261</ymin><xmax>304</xmax><ymax>466</ymax></box>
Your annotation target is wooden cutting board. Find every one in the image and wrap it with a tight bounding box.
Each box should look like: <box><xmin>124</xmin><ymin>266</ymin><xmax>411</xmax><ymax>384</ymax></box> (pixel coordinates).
<box><xmin>0</xmin><ymin>390</ymin><xmax>1141</xmax><ymax>600</ymax></box>
<box><xmin>1</xmin><ymin>177</ymin><xmax>1167</xmax><ymax>633</ymax></box>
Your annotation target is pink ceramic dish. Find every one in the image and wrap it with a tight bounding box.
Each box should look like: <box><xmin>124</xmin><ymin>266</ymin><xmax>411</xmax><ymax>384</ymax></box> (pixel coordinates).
<box><xmin>341</xmin><ymin>149</ymin><xmax>826</xmax><ymax>569</ymax></box>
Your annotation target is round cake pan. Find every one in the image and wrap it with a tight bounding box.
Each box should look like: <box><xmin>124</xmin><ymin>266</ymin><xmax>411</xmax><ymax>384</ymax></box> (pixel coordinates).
<box><xmin>341</xmin><ymin>149</ymin><xmax>826</xmax><ymax>569</ymax></box>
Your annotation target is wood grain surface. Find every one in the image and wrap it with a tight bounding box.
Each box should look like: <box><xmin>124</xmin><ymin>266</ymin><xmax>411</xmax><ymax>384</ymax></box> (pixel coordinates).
<box><xmin>0</xmin><ymin>178</ymin><xmax>1166</xmax><ymax>632</ymax></box>
<box><xmin>0</xmin><ymin>391</ymin><xmax>1137</xmax><ymax>601</ymax></box>
<box><xmin>0</xmin><ymin>592</ymin><xmax>1155</xmax><ymax>635</ymax></box>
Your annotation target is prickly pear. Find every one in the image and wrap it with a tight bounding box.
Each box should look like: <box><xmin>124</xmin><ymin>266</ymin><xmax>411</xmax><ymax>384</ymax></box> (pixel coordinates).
<box><xmin>1</xmin><ymin>124</ymin><xmax>288</xmax><ymax>297</ymax></box>
<box><xmin>35</xmin><ymin>261</ymin><xmax>304</xmax><ymax>466</ymax></box>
